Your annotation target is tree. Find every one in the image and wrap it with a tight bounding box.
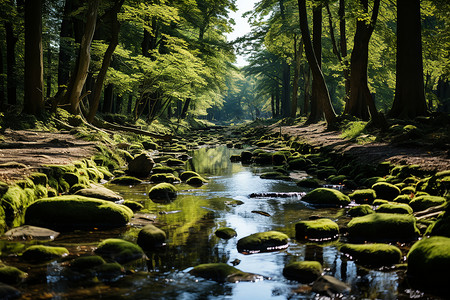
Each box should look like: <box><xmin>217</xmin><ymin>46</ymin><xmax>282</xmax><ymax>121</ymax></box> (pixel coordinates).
<box><xmin>389</xmin><ymin>0</ymin><xmax>427</xmax><ymax>118</ymax></box>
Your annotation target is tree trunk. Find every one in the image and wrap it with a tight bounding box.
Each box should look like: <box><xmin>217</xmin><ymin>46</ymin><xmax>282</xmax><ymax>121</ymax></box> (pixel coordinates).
<box><xmin>180</xmin><ymin>98</ymin><xmax>191</xmax><ymax>119</ymax></box>
<box><xmin>46</xmin><ymin>39</ymin><xmax>52</xmax><ymax>98</ymax></box>
<box><xmin>302</xmin><ymin>64</ymin><xmax>311</xmax><ymax>115</ymax></box>
<box><xmin>290</xmin><ymin>36</ymin><xmax>303</xmax><ymax>118</ymax></box>
<box><xmin>275</xmin><ymin>84</ymin><xmax>280</xmax><ymax>117</ymax></box>
<box><xmin>64</xmin><ymin>0</ymin><xmax>99</xmax><ymax>114</ymax></box>
<box><xmin>58</xmin><ymin>0</ymin><xmax>74</xmax><ymax>90</ymax></box>
<box><xmin>281</xmin><ymin>62</ymin><xmax>291</xmax><ymax>117</ymax></box>
<box><xmin>390</xmin><ymin>0</ymin><xmax>427</xmax><ymax>119</ymax></box>
<box><xmin>87</xmin><ymin>0</ymin><xmax>124</xmax><ymax>123</ymax></box>
<box><xmin>298</xmin><ymin>0</ymin><xmax>337</xmax><ymax>126</ymax></box>
<box><xmin>127</xmin><ymin>94</ymin><xmax>133</xmax><ymax>114</ymax></box>
<box><xmin>339</xmin><ymin>0</ymin><xmax>350</xmax><ymax>102</ymax></box>
<box><xmin>271</xmin><ymin>92</ymin><xmax>275</xmax><ymax>118</ymax></box>
<box><xmin>0</xmin><ymin>42</ymin><xmax>4</xmax><ymax>111</ymax></box>
<box><xmin>5</xmin><ymin>21</ymin><xmax>18</xmax><ymax>106</ymax></box>
<box><xmin>24</xmin><ymin>0</ymin><xmax>44</xmax><ymax>115</ymax></box>
<box><xmin>102</xmin><ymin>84</ymin><xmax>114</xmax><ymax>113</ymax></box>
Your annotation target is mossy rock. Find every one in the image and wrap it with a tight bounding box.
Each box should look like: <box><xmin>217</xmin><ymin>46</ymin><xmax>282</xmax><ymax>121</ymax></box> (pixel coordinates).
<box><xmin>347</xmin><ymin>204</ymin><xmax>375</xmax><ymax>217</ymax></box>
<box><xmin>316</xmin><ymin>167</ymin><xmax>337</xmax><ymax>180</ymax></box>
<box><xmin>165</xmin><ymin>158</ymin><xmax>185</xmax><ymax>167</ymax></box>
<box><xmin>34</xmin><ymin>184</ymin><xmax>48</xmax><ymax>199</ymax></box>
<box><xmin>0</xmin><ymin>266</ymin><xmax>27</xmax><ymax>285</ymax></box>
<box><xmin>186</xmin><ymin>176</ymin><xmax>208</xmax><ymax>187</ymax></box>
<box><xmin>302</xmin><ymin>188</ymin><xmax>350</xmax><ymax>207</ymax></box>
<box><xmin>253</xmin><ymin>151</ymin><xmax>273</xmax><ymax>165</ymax></box>
<box><xmin>240</xmin><ymin>151</ymin><xmax>253</xmax><ymax>163</ymax></box>
<box><xmin>409</xmin><ymin>195</ymin><xmax>447</xmax><ymax>212</ymax></box>
<box><xmin>349</xmin><ymin>189</ymin><xmax>376</xmax><ymax>204</ymax></box>
<box><xmin>260</xmin><ymin>172</ymin><xmax>291</xmax><ymax>180</ymax></box>
<box><xmin>123</xmin><ymin>200</ymin><xmax>144</xmax><ymax>212</ymax></box>
<box><xmin>1</xmin><ymin>185</ymin><xmax>36</xmax><ymax>226</ymax></box>
<box><xmin>295</xmin><ymin>218</ymin><xmax>339</xmax><ymax>241</ymax></box>
<box><xmin>152</xmin><ymin>166</ymin><xmax>175</xmax><ymax>174</ymax></box>
<box><xmin>189</xmin><ymin>263</ymin><xmax>254</xmax><ymax>283</ymax></box>
<box><xmin>95</xmin><ymin>238</ymin><xmax>145</xmax><ymax>264</ymax></box>
<box><xmin>393</xmin><ymin>194</ymin><xmax>412</xmax><ymax>204</ymax></box>
<box><xmin>327</xmin><ymin>175</ymin><xmax>347</xmax><ymax>185</ymax></box>
<box><xmin>371</xmin><ymin>182</ymin><xmax>401</xmax><ymax>201</ymax></box>
<box><xmin>425</xmin><ymin>202</ymin><xmax>450</xmax><ymax>237</ymax></box>
<box><xmin>215</xmin><ymin>227</ymin><xmax>237</xmax><ymax>239</ymax></box>
<box><xmin>376</xmin><ymin>203</ymin><xmax>413</xmax><ymax>215</ymax></box>
<box><xmin>148</xmin><ymin>183</ymin><xmax>177</xmax><ymax>202</ymax></box>
<box><xmin>0</xmin><ymin>283</ymin><xmax>21</xmax><ymax>299</ymax></box>
<box><xmin>137</xmin><ymin>224</ymin><xmax>167</xmax><ymax>249</ymax></box>
<box><xmin>372</xmin><ymin>199</ymin><xmax>389</xmax><ymax>206</ymax></box>
<box><xmin>288</xmin><ymin>158</ymin><xmax>311</xmax><ymax>170</ymax></box>
<box><xmin>16</xmin><ymin>178</ymin><xmax>35</xmax><ymax>189</ymax></box>
<box><xmin>237</xmin><ymin>231</ymin><xmax>289</xmax><ymax>253</ymax></box>
<box><xmin>363</xmin><ymin>177</ymin><xmax>386</xmax><ymax>187</ymax></box>
<box><xmin>283</xmin><ymin>261</ymin><xmax>323</xmax><ymax>283</ymax></box>
<box><xmin>272</xmin><ymin>151</ymin><xmax>289</xmax><ymax>165</ymax></box>
<box><xmin>179</xmin><ymin>171</ymin><xmax>201</xmax><ymax>182</ymax></box>
<box><xmin>296</xmin><ymin>178</ymin><xmax>320</xmax><ymax>188</ymax></box>
<box><xmin>401</xmin><ymin>186</ymin><xmax>415</xmax><ymax>195</ymax></box>
<box><xmin>347</xmin><ymin>213</ymin><xmax>420</xmax><ymax>242</ymax></box>
<box><xmin>74</xmin><ymin>185</ymin><xmax>123</xmax><ymax>202</ymax></box>
<box><xmin>127</xmin><ymin>153</ymin><xmax>155</xmax><ymax>177</ymax></box>
<box><xmin>109</xmin><ymin>176</ymin><xmax>143</xmax><ymax>185</ymax></box>
<box><xmin>340</xmin><ymin>243</ymin><xmax>402</xmax><ymax>266</ymax></box>
<box><xmin>28</xmin><ymin>172</ymin><xmax>48</xmax><ymax>186</ymax></box>
<box><xmin>142</xmin><ymin>141</ymin><xmax>159</xmax><ymax>150</ymax></box>
<box><xmin>21</xmin><ymin>245</ymin><xmax>69</xmax><ymax>262</ymax></box>
<box><xmin>150</xmin><ymin>173</ymin><xmax>178</xmax><ymax>184</ymax></box>
<box><xmin>69</xmin><ymin>255</ymin><xmax>106</xmax><ymax>271</ymax></box>
<box><xmin>24</xmin><ymin>195</ymin><xmax>133</xmax><ymax>230</ymax></box>
<box><xmin>407</xmin><ymin>236</ymin><xmax>450</xmax><ymax>294</ymax></box>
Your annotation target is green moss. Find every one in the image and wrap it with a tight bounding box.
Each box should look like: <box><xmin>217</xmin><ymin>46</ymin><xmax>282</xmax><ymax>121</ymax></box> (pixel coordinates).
<box><xmin>371</xmin><ymin>182</ymin><xmax>401</xmax><ymax>201</ymax></box>
<box><xmin>109</xmin><ymin>176</ymin><xmax>143</xmax><ymax>185</ymax></box>
<box><xmin>407</xmin><ymin>236</ymin><xmax>450</xmax><ymax>294</ymax></box>
<box><xmin>148</xmin><ymin>183</ymin><xmax>177</xmax><ymax>202</ymax></box>
<box><xmin>362</xmin><ymin>177</ymin><xmax>386</xmax><ymax>187</ymax></box>
<box><xmin>393</xmin><ymin>195</ymin><xmax>412</xmax><ymax>204</ymax></box>
<box><xmin>29</xmin><ymin>173</ymin><xmax>48</xmax><ymax>186</ymax></box>
<box><xmin>328</xmin><ymin>175</ymin><xmax>347</xmax><ymax>185</ymax></box>
<box><xmin>25</xmin><ymin>195</ymin><xmax>133</xmax><ymax>230</ymax></box>
<box><xmin>260</xmin><ymin>172</ymin><xmax>291</xmax><ymax>180</ymax></box>
<box><xmin>425</xmin><ymin>202</ymin><xmax>450</xmax><ymax>237</ymax></box>
<box><xmin>372</xmin><ymin>199</ymin><xmax>389</xmax><ymax>206</ymax></box>
<box><xmin>253</xmin><ymin>151</ymin><xmax>274</xmax><ymax>165</ymax></box>
<box><xmin>283</xmin><ymin>261</ymin><xmax>323</xmax><ymax>283</ymax></box>
<box><xmin>152</xmin><ymin>166</ymin><xmax>175</xmax><ymax>174</ymax></box>
<box><xmin>215</xmin><ymin>227</ymin><xmax>237</xmax><ymax>239</ymax></box>
<box><xmin>95</xmin><ymin>238</ymin><xmax>144</xmax><ymax>264</ymax></box>
<box><xmin>70</xmin><ymin>255</ymin><xmax>106</xmax><ymax>271</ymax></box>
<box><xmin>316</xmin><ymin>167</ymin><xmax>337</xmax><ymax>180</ymax></box>
<box><xmin>16</xmin><ymin>178</ymin><xmax>35</xmax><ymax>189</ymax></box>
<box><xmin>409</xmin><ymin>195</ymin><xmax>447</xmax><ymax>212</ymax></box>
<box><xmin>302</xmin><ymin>188</ymin><xmax>350</xmax><ymax>207</ymax></box>
<box><xmin>0</xmin><ymin>266</ymin><xmax>27</xmax><ymax>284</ymax></box>
<box><xmin>179</xmin><ymin>171</ymin><xmax>200</xmax><ymax>182</ymax></box>
<box><xmin>347</xmin><ymin>205</ymin><xmax>375</xmax><ymax>217</ymax></box>
<box><xmin>237</xmin><ymin>231</ymin><xmax>289</xmax><ymax>253</ymax></box>
<box><xmin>186</xmin><ymin>176</ymin><xmax>208</xmax><ymax>186</ymax></box>
<box><xmin>347</xmin><ymin>213</ymin><xmax>420</xmax><ymax>242</ymax></box>
<box><xmin>296</xmin><ymin>178</ymin><xmax>320</xmax><ymax>188</ymax></box>
<box><xmin>137</xmin><ymin>225</ymin><xmax>167</xmax><ymax>249</ymax></box>
<box><xmin>22</xmin><ymin>245</ymin><xmax>69</xmax><ymax>262</ymax></box>
<box><xmin>349</xmin><ymin>189</ymin><xmax>376</xmax><ymax>204</ymax></box>
<box><xmin>123</xmin><ymin>200</ymin><xmax>144</xmax><ymax>212</ymax></box>
<box><xmin>288</xmin><ymin>158</ymin><xmax>311</xmax><ymax>170</ymax></box>
<box><xmin>189</xmin><ymin>263</ymin><xmax>246</xmax><ymax>283</ymax></box>
<box><xmin>1</xmin><ymin>185</ymin><xmax>36</xmax><ymax>225</ymax></box>
<box><xmin>295</xmin><ymin>218</ymin><xmax>339</xmax><ymax>241</ymax></box>
<box><xmin>150</xmin><ymin>173</ymin><xmax>178</xmax><ymax>184</ymax></box>
<box><xmin>376</xmin><ymin>203</ymin><xmax>413</xmax><ymax>214</ymax></box>
<box><xmin>165</xmin><ymin>158</ymin><xmax>185</xmax><ymax>167</ymax></box>
<box><xmin>340</xmin><ymin>243</ymin><xmax>402</xmax><ymax>266</ymax></box>
<box><xmin>34</xmin><ymin>184</ymin><xmax>48</xmax><ymax>199</ymax></box>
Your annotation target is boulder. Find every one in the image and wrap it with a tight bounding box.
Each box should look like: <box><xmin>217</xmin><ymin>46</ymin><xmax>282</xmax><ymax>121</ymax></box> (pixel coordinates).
<box><xmin>179</xmin><ymin>171</ymin><xmax>201</xmax><ymax>182</ymax></box>
<box><xmin>148</xmin><ymin>183</ymin><xmax>177</xmax><ymax>202</ymax></box>
<box><xmin>237</xmin><ymin>231</ymin><xmax>289</xmax><ymax>253</ymax></box>
<box><xmin>0</xmin><ymin>266</ymin><xmax>27</xmax><ymax>285</ymax></box>
<box><xmin>409</xmin><ymin>195</ymin><xmax>447</xmax><ymax>212</ymax></box>
<box><xmin>295</xmin><ymin>218</ymin><xmax>339</xmax><ymax>241</ymax></box>
<box><xmin>0</xmin><ymin>283</ymin><xmax>21</xmax><ymax>299</ymax></box>
<box><xmin>22</xmin><ymin>245</ymin><xmax>69</xmax><ymax>262</ymax></box>
<box><xmin>347</xmin><ymin>205</ymin><xmax>375</xmax><ymax>217</ymax></box>
<box><xmin>259</xmin><ymin>172</ymin><xmax>291</xmax><ymax>180</ymax></box>
<box><xmin>127</xmin><ymin>153</ymin><xmax>154</xmax><ymax>177</ymax></box>
<box><xmin>348</xmin><ymin>189</ymin><xmax>376</xmax><ymax>204</ymax></box>
<box><xmin>215</xmin><ymin>227</ymin><xmax>237</xmax><ymax>239</ymax></box>
<box><xmin>283</xmin><ymin>261</ymin><xmax>323</xmax><ymax>283</ymax></box>
<box><xmin>302</xmin><ymin>188</ymin><xmax>350</xmax><ymax>207</ymax></box>
<box><xmin>109</xmin><ymin>176</ymin><xmax>143</xmax><ymax>185</ymax></box>
<box><xmin>424</xmin><ymin>202</ymin><xmax>450</xmax><ymax>237</ymax></box>
<box><xmin>74</xmin><ymin>185</ymin><xmax>123</xmax><ymax>202</ymax></box>
<box><xmin>186</xmin><ymin>176</ymin><xmax>208</xmax><ymax>186</ymax></box>
<box><xmin>189</xmin><ymin>263</ymin><xmax>262</xmax><ymax>283</ymax></box>
<box><xmin>371</xmin><ymin>182</ymin><xmax>400</xmax><ymax>201</ymax></box>
<box><xmin>4</xmin><ymin>225</ymin><xmax>60</xmax><ymax>241</ymax></box>
<box><xmin>150</xmin><ymin>173</ymin><xmax>178</xmax><ymax>184</ymax></box>
<box><xmin>296</xmin><ymin>178</ymin><xmax>321</xmax><ymax>188</ymax></box>
<box><xmin>376</xmin><ymin>203</ymin><xmax>413</xmax><ymax>215</ymax></box>
<box><xmin>137</xmin><ymin>225</ymin><xmax>167</xmax><ymax>249</ymax></box>
<box><xmin>312</xmin><ymin>275</ymin><xmax>350</xmax><ymax>297</ymax></box>
<box><xmin>95</xmin><ymin>238</ymin><xmax>145</xmax><ymax>264</ymax></box>
<box><xmin>123</xmin><ymin>200</ymin><xmax>144</xmax><ymax>212</ymax></box>
<box><xmin>25</xmin><ymin>195</ymin><xmax>133</xmax><ymax>230</ymax></box>
<box><xmin>340</xmin><ymin>243</ymin><xmax>402</xmax><ymax>266</ymax></box>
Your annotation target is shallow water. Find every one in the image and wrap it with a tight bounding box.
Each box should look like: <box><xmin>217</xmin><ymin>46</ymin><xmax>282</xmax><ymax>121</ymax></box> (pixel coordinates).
<box><xmin>0</xmin><ymin>146</ymin><xmax>439</xmax><ymax>299</ymax></box>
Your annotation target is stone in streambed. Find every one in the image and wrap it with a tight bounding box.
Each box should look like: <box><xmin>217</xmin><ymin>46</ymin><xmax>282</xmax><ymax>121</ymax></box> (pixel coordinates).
<box><xmin>302</xmin><ymin>188</ymin><xmax>350</xmax><ymax>207</ymax></box>
<box><xmin>371</xmin><ymin>182</ymin><xmax>400</xmax><ymax>201</ymax></box>
<box><xmin>186</xmin><ymin>176</ymin><xmax>208</xmax><ymax>186</ymax></box>
<box><xmin>347</xmin><ymin>205</ymin><xmax>374</xmax><ymax>217</ymax></box>
<box><xmin>127</xmin><ymin>153</ymin><xmax>154</xmax><ymax>177</ymax></box>
<box><xmin>74</xmin><ymin>184</ymin><xmax>123</xmax><ymax>202</ymax></box>
<box><xmin>295</xmin><ymin>218</ymin><xmax>339</xmax><ymax>241</ymax></box>
<box><xmin>215</xmin><ymin>227</ymin><xmax>237</xmax><ymax>239</ymax></box>
<box><xmin>339</xmin><ymin>243</ymin><xmax>402</xmax><ymax>266</ymax></box>
<box><xmin>109</xmin><ymin>176</ymin><xmax>143</xmax><ymax>185</ymax></box>
<box><xmin>3</xmin><ymin>225</ymin><xmax>60</xmax><ymax>240</ymax></box>
<box><xmin>22</xmin><ymin>245</ymin><xmax>69</xmax><ymax>262</ymax></box>
<box><xmin>409</xmin><ymin>195</ymin><xmax>447</xmax><ymax>212</ymax></box>
<box><xmin>137</xmin><ymin>225</ymin><xmax>167</xmax><ymax>249</ymax></box>
<box><xmin>95</xmin><ymin>238</ymin><xmax>145</xmax><ymax>264</ymax></box>
<box><xmin>283</xmin><ymin>261</ymin><xmax>323</xmax><ymax>283</ymax></box>
<box><xmin>189</xmin><ymin>263</ymin><xmax>262</xmax><ymax>283</ymax></box>
<box><xmin>148</xmin><ymin>183</ymin><xmax>177</xmax><ymax>202</ymax></box>
<box><xmin>376</xmin><ymin>203</ymin><xmax>413</xmax><ymax>214</ymax></box>
<box><xmin>237</xmin><ymin>231</ymin><xmax>289</xmax><ymax>253</ymax></box>
<box><xmin>0</xmin><ymin>266</ymin><xmax>27</xmax><ymax>285</ymax></box>
<box><xmin>348</xmin><ymin>189</ymin><xmax>376</xmax><ymax>204</ymax></box>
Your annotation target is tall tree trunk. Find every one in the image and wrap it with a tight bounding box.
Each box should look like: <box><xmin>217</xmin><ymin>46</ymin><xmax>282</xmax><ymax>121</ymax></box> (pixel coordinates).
<box><xmin>0</xmin><ymin>42</ymin><xmax>4</xmax><ymax>111</ymax></box>
<box><xmin>5</xmin><ymin>21</ymin><xmax>18</xmax><ymax>106</ymax></box>
<box><xmin>390</xmin><ymin>0</ymin><xmax>427</xmax><ymax>119</ymax></box>
<box><xmin>271</xmin><ymin>92</ymin><xmax>275</xmax><ymax>118</ymax></box>
<box><xmin>275</xmin><ymin>84</ymin><xmax>280</xmax><ymax>117</ymax></box>
<box><xmin>24</xmin><ymin>0</ymin><xmax>44</xmax><ymax>115</ymax></box>
<box><xmin>339</xmin><ymin>0</ymin><xmax>350</xmax><ymax>102</ymax></box>
<box><xmin>102</xmin><ymin>84</ymin><xmax>114</xmax><ymax>113</ymax></box>
<box><xmin>87</xmin><ymin>0</ymin><xmax>124</xmax><ymax>123</ymax></box>
<box><xmin>281</xmin><ymin>62</ymin><xmax>291</xmax><ymax>117</ymax></box>
<box><xmin>180</xmin><ymin>98</ymin><xmax>191</xmax><ymax>119</ymax></box>
<box><xmin>291</xmin><ymin>36</ymin><xmax>303</xmax><ymax>118</ymax></box>
<box><xmin>127</xmin><ymin>94</ymin><xmax>133</xmax><ymax>114</ymax></box>
<box><xmin>298</xmin><ymin>0</ymin><xmax>337</xmax><ymax>126</ymax></box>
<box><xmin>64</xmin><ymin>0</ymin><xmax>99</xmax><ymax>114</ymax></box>
<box><xmin>46</xmin><ymin>39</ymin><xmax>52</xmax><ymax>98</ymax></box>
<box><xmin>302</xmin><ymin>64</ymin><xmax>311</xmax><ymax>116</ymax></box>
<box><xmin>58</xmin><ymin>0</ymin><xmax>74</xmax><ymax>89</ymax></box>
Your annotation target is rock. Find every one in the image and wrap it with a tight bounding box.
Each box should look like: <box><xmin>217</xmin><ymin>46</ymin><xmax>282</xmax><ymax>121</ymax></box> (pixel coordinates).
<box><xmin>152</xmin><ymin>166</ymin><xmax>175</xmax><ymax>174</ymax></box>
<box><xmin>189</xmin><ymin>263</ymin><xmax>262</xmax><ymax>283</ymax></box>
<box><xmin>407</xmin><ymin>236</ymin><xmax>450</xmax><ymax>295</ymax></box>
<box><xmin>3</xmin><ymin>225</ymin><xmax>60</xmax><ymax>241</ymax></box>
<box><xmin>148</xmin><ymin>183</ymin><xmax>177</xmax><ymax>202</ymax></box>
<box><xmin>215</xmin><ymin>227</ymin><xmax>237</xmax><ymax>239</ymax></box>
<box><xmin>348</xmin><ymin>189</ymin><xmax>376</xmax><ymax>204</ymax></box>
<box><xmin>376</xmin><ymin>203</ymin><xmax>413</xmax><ymax>214</ymax></box>
<box><xmin>289</xmin><ymin>158</ymin><xmax>311</xmax><ymax>170</ymax></box>
<box><xmin>75</xmin><ymin>184</ymin><xmax>124</xmax><ymax>202</ymax></box>
<box><xmin>123</xmin><ymin>200</ymin><xmax>144</xmax><ymax>212</ymax></box>
<box><xmin>22</xmin><ymin>245</ymin><xmax>69</xmax><ymax>262</ymax></box>
<box><xmin>109</xmin><ymin>176</ymin><xmax>143</xmax><ymax>185</ymax></box>
<box><xmin>25</xmin><ymin>195</ymin><xmax>133</xmax><ymax>230</ymax></box>
<box><xmin>137</xmin><ymin>225</ymin><xmax>166</xmax><ymax>249</ymax></box>
<box><xmin>179</xmin><ymin>171</ymin><xmax>201</xmax><ymax>182</ymax></box>
<box><xmin>340</xmin><ymin>243</ymin><xmax>402</xmax><ymax>266</ymax></box>
<box><xmin>127</xmin><ymin>153</ymin><xmax>154</xmax><ymax>177</ymax></box>
<box><xmin>0</xmin><ymin>283</ymin><xmax>21</xmax><ymax>300</ymax></box>
<box><xmin>312</xmin><ymin>275</ymin><xmax>350</xmax><ymax>297</ymax></box>
<box><xmin>186</xmin><ymin>176</ymin><xmax>208</xmax><ymax>186</ymax></box>
<box><xmin>240</xmin><ymin>151</ymin><xmax>253</xmax><ymax>164</ymax></box>
<box><xmin>295</xmin><ymin>218</ymin><xmax>339</xmax><ymax>241</ymax></box>
<box><xmin>69</xmin><ymin>255</ymin><xmax>106</xmax><ymax>271</ymax></box>
<box><xmin>424</xmin><ymin>202</ymin><xmax>450</xmax><ymax>237</ymax></box>
<box><xmin>237</xmin><ymin>231</ymin><xmax>289</xmax><ymax>253</ymax></box>
<box><xmin>409</xmin><ymin>195</ymin><xmax>447</xmax><ymax>212</ymax></box>
<box><xmin>302</xmin><ymin>188</ymin><xmax>350</xmax><ymax>207</ymax></box>
<box><xmin>347</xmin><ymin>205</ymin><xmax>375</xmax><ymax>217</ymax></box>
<box><xmin>150</xmin><ymin>173</ymin><xmax>178</xmax><ymax>184</ymax></box>
<box><xmin>165</xmin><ymin>158</ymin><xmax>185</xmax><ymax>166</ymax></box>
<box><xmin>371</xmin><ymin>182</ymin><xmax>400</xmax><ymax>201</ymax></box>
<box><xmin>142</xmin><ymin>141</ymin><xmax>159</xmax><ymax>150</ymax></box>
<box><xmin>249</xmin><ymin>192</ymin><xmax>306</xmax><ymax>198</ymax></box>
<box><xmin>95</xmin><ymin>238</ymin><xmax>145</xmax><ymax>264</ymax></box>
<box><xmin>347</xmin><ymin>213</ymin><xmax>420</xmax><ymax>242</ymax></box>
<box><xmin>0</xmin><ymin>266</ymin><xmax>27</xmax><ymax>285</ymax></box>
<box><xmin>372</xmin><ymin>199</ymin><xmax>389</xmax><ymax>206</ymax></box>
<box><xmin>393</xmin><ymin>194</ymin><xmax>412</xmax><ymax>204</ymax></box>
<box><xmin>296</xmin><ymin>178</ymin><xmax>321</xmax><ymax>188</ymax></box>
<box><xmin>259</xmin><ymin>172</ymin><xmax>291</xmax><ymax>180</ymax></box>
<box><xmin>283</xmin><ymin>261</ymin><xmax>323</xmax><ymax>283</ymax></box>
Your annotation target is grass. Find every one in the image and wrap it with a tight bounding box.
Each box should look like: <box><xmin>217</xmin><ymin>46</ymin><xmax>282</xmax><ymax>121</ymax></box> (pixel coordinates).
<box><xmin>340</xmin><ymin>121</ymin><xmax>367</xmax><ymax>140</ymax></box>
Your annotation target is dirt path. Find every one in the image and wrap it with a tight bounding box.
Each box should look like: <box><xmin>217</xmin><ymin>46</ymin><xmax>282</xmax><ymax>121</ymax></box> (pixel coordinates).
<box><xmin>0</xmin><ymin>129</ymin><xmax>97</xmax><ymax>183</ymax></box>
<box><xmin>271</xmin><ymin>122</ymin><xmax>450</xmax><ymax>172</ymax></box>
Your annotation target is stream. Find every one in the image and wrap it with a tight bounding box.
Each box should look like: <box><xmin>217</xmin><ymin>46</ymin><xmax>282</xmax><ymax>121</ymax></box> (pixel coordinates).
<box><xmin>0</xmin><ymin>145</ymin><xmax>432</xmax><ymax>299</ymax></box>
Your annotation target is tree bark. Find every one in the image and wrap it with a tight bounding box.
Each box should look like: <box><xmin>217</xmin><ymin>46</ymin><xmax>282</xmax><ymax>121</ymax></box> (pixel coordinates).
<box><xmin>302</xmin><ymin>64</ymin><xmax>311</xmax><ymax>115</ymax></box>
<box><xmin>58</xmin><ymin>0</ymin><xmax>75</xmax><ymax>89</ymax></box>
<box><xmin>339</xmin><ymin>0</ymin><xmax>350</xmax><ymax>102</ymax></box>
<box><xmin>5</xmin><ymin>20</ymin><xmax>18</xmax><ymax>106</ymax></box>
<box><xmin>390</xmin><ymin>0</ymin><xmax>427</xmax><ymax>119</ymax></box>
<box><xmin>102</xmin><ymin>84</ymin><xmax>114</xmax><ymax>113</ymax></box>
<box><xmin>291</xmin><ymin>36</ymin><xmax>303</xmax><ymax>118</ymax></box>
<box><xmin>64</xmin><ymin>0</ymin><xmax>99</xmax><ymax>114</ymax></box>
<box><xmin>24</xmin><ymin>0</ymin><xmax>44</xmax><ymax>115</ymax></box>
<box><xmin>0</xmin><ymin>42</ymin><xmax>4</xmax><ymax>111</ymax></box>
<box><xmin>298</xmin><ymin>0</ymin><xmax>337</xmax><ymax>126</ymax></box>
<box><xmin>46</xmin><ymin>39</ymin><xmax>52</xmax><ymax>98</ymax></box>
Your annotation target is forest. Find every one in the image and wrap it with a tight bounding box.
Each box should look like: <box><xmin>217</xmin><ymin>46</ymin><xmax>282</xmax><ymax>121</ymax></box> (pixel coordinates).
<box><xmin>0</xmin><ymin>0</ymin><xmax>449</xmax><ymax>299</ymax></box>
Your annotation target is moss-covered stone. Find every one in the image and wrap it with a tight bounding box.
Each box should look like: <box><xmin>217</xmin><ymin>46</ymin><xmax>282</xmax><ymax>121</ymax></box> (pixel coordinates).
<box><xmin>347</xmin><ymin>213</ymin><xmax>420</xmax><ymax>242</ymax></box>
<box><xmin>215</xmin><ymin>227</ymin><xmax>237</xmax><ymax>239</ymax></box>
<box><xmin>295</xmin><ymin>218</ymin><xmax>339</xmax><ymax>241</ymax></box>
<box><xmin>189</xmin><ymin>263</ymin><xmax>249</xmax><ymax>283</ymax></box>
<box><xmin>302</xmin><ymin>188</ymin><xmax>350</xmax><ymax>207</ymax></box>
<box><xmin>393</xmin><ymin>194</ymin><xmax>412</xmax><ymax>204</ymax></box>
<box><xmin>150</xmin><ymin>173</ymin><xmax>178</xmax><ymax>184</ymax></box>
<box><xmin>75</xmin><ymin>185</ymin><xmax>123</xmax><ymax>202</ymax></box>
<box><xmin>316</xmin><ymin>167</ymin><xmax>337</xmax><ymax>180</ymax></box>
<box><xmin>376</xmin><ymin>203</ymin><xmax>413</xmax><ymax>214</ymax></box>
<box><xmin>259</xmin><ymin>172</ymin><xmax>291</xmax><ymax>180</ymax></box>
<box><xmin>327</xmin><ymin>175</ymin><xmax>347</xmax><ymax>185</ymax></box>
<box><xmin>137</xmin><ymin>224</ymin><xmax>166</xmax><ymax>249</ymax></box>
<box><xmin>109</xmin><ymin>176</ymin><xmax>143</xmax><ymax>185</ymax></box>
<box><xmin>22</xmin><ymin>245</ymin><xmax>69</xmax><ymax>262</ymax></box>
<box><xmin>123</xmin><ymin>200</ymin><xmax>143</xmax><ymax>212</ymax></box>
<box><xmin>253</xmin><ymin>151</ymin><xmax>273</xmax><ymax>165</ymax></box>
<box><xmin>165</xmin><ymin>158</ymin><xmax>185</xmax><ymax>167</ymax></box>
<box><xmin>407</xmin><ymin>236</ymin><xmax>450</xmax><ymax>294</ymax></box>
<box><xmin>186</xmin><ymin>176</ymin><xmax>208</xmax><ymax>186</ymax></box>
<box><xmin>25</xmin><ymin>195</ymin><xmax>133</xmax><ymax>230</ymax></box>
<box><xmin>288</xmin><ymin>158</ymin><xmax>311</xmax><ymax>170</ymax></box>
<box><xmin>371</xmin><ymin>182</ymin><xmax>401</xmax><ymax>201</ymax></box>
<box><xmin>29</xmin><ymin>172</ymin><xmax>48</xmax><ymax>186</ymax></box>
<box><xmin>152</xmin><ymin>166</ymin><xmax>175</xmax><ymax>174</ymax></box>
<box><xmin>127</xmin><ymin>153</ymin><xmax>155</xmax><ymax>177</ymax></box>
<box><xmin>347</xmin><ymin>204</ymin><xmax>375</xmax><ymax>217</ymax></box>
<box><xmin>179</xmin><ymin>171</ymin><xmax>200</xmax><ymax>182</ymax></box>
<box><xmin>348</xmin><ymin>189</ymin><xmax>376</xmax><ymax>204</ymax></box>
<box><xmin>409</xmin><ymin>195</ymin><xmax>447</xmax><ymax>212</ymax></box>
<box><xmin>425</xmin><ymin>202</ymin><xmax>450</xmax><ymax>237</ymax></box>
<box><xmin>296</xmin><ymin>178</ymin><xmax>321</xmax><ymax>188</ymax></box>
<box><xmin>237</xmin><ymin>231</ymin><xmax>289</xmax><ymax>253</ymax></box>
<box><xmin>69</xmin><ymin>255</ymin><xmax>106</xmax><ymax>271</ymax></box>
<box><xmin>1</xmin><ymin>185</ymin><xmax>36</xmax><ymax>226</ymax></box>
<box><xmin>240</xmin><ymin>151</ymin><xmax>253</xmax><ymax>164</ymax></box>
<box><xmin>283</xmin><ymin>261</ymin><xmax>323</xmax><ymax>283</ymax></box>
<box><xmin>148</xmin><ymin>183</ymin><xmax>177</xmax><ymax>202</ymax></box>
<box><xmin>401</xmin><ymin>186</ymin><xmax>415</xmax><ymax>195</ymax></box>
<box><xmin>372</xmin><ymin>199</ymin><xmax>389</xmax><ymax>206</ymax></box>
<box><xmin>0</xmin><ymin>266</ymin><xmax>27</xmax><ymax>285</ymax></box>
<box><xmin>340</xmin><ymin>243</ymin><xmax>402</xmax><ymax>266</ymax></box>
<box><xmin>95</xmin><ymin>238</ymin><xmax>145</xmax><ymax>264</ymax></box>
